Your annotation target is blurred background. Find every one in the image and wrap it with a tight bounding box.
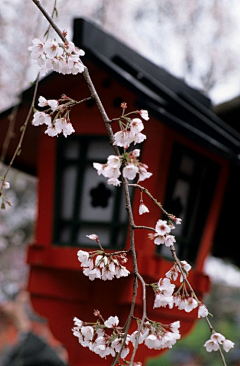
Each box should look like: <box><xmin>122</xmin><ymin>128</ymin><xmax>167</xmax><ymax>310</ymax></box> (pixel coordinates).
<box><xmin>0</xmin><ymin>0</ymin><xmax>240</xmax><ymax>365</ymax></box>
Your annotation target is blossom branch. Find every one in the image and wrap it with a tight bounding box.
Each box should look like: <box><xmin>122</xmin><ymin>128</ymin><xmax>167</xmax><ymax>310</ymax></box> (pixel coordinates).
<box><xmin>31</xmin><ymin>3</ymin><xmax>145</xmax><ymax>364</ymax></box>
<box><xmin>129</xmin><ymin>183</ymin><xmax>174</xmax><ymax>219</ymax></box>
<box><xmin>0</xmin><ymin>74</ymin><xmax>40</xmax><ymax>197</ymax></box>
<box><xmin>133</xmin><ymin>225</ymin><xmax>155</xmax><ymax>232</ymax></box>
<box><xmin>170</xmin><ymin>244</ymin><xmax>228</xmax><ymax>366</ymax></box>
<box><xmin>129</xmin><ymin>272</ymin><xmax>147</xmax><ymax>365</ymax></box>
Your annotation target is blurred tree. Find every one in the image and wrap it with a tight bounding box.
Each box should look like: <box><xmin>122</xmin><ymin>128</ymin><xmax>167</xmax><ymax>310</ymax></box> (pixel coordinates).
<box><xmin>0</xmin><ymin>0</ymin><xmax>240</xmax><ymax>112</ymax></box>
<box><xmin>0</xmin><ymin>164</ymin><xmax>36</xmax><ymax>301</ymax></box>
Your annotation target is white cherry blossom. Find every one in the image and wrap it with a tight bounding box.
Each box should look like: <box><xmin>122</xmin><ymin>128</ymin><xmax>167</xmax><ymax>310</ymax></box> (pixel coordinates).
<box><xmin>104</xmin><ymin>316</ymin><xmax>119</xmax><ymax>328</ymax></box>
<box><xmin>44</xmin><ymin>124</ymin><xmax>61</xmax><ymax>137</ymax></box>
<box><xmin>81</xmin><ymin>326</ymin><xmax>94</xmax><ymax>341</ymax></box>
<box><xmin>28</xmin><ymin>38</ymin><xmax>44</xmax><ymax>55</ymax></box>
<box><xmin>44</xmin><ymin>39</ymin><xmax>61</xmax><ymax>58</ymax></box>
<box><xmin>32</xmin><ymin>111</ymin><xmax>51</xmax><ymax>126</ymax></box>
<box><xmin>133</xmin><ymin>132</ymin><xmax>146</xmax><ymax>144</ymax></box>
<box><xmin>155</xmin><ymin>219</ymin><xmax>171</xmax><ymax>236</ymax></box>
<box><xmin>204</xmin><ymin>338</ymin><xmax>220</xmax><ymax>352</ymax></box>
<box><xmin>2</xmin><ymin>181</ymin><xmax>10</xmax><ymax>189</ymax></box>
<box><xmin>198</xmin><ymin>304</ymin><xmax>209</xmax><ymax>318</ymax></box>
<box><xmin>139</xmin><ymin>202</ymin><xmax>149</xmax><ymax>215</ymax></box>
<box><xmin>29</xmin><ymin>38</ymin><xmax>85</xmax><ymax>76</ymax></box>
<box><xmin>130</xmin><ymin>118</ymin><xmax>144</xmax><ymax>134</ymax></box>
<box><xmin>222</xmin><ymin>339</ymin><xmax>235</xmax><ymax>352</ymax></box>
<box><xmin>164</xmin><ymin>234</ymin><xmax>176</xmax><ymax>247</ymax></box>
<box><xmin>38</xmin><ymin>96</ymin><xmax>48</xmax><ymax>107</ymax></box>
<box><xmin>107</xmin><ymin>177</ymin><xmax>121</xmax><ymax>186</ymax></box>
<box><xmin>122</xmin><ymin>163</ymin><xmax>138</xmax><ymax>180</ymax></box>
<box><xmin>139</xmin><ymin>109</ymin><xmax>149</xmax><ymax>121</ymax></box>
<box><xmin>47</xmin><ymin>99</ymin><xmax>58</xmax><ymax>111</ymax></box>
<box><xmin>113</xmin><ymin>130</ymin><xmax>132</xmax><ymax>149</ymax></box>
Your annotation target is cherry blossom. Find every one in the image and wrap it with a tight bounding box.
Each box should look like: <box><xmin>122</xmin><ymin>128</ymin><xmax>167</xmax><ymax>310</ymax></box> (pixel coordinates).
<box><xmin>204</xmin><ymin>332</ymin><xmax>234</xmax><ymax>353</ymax></box>
<box><xmin>139</xmin><ymin>202</ymin><xmax>149</xmax><ymax>215</ymax></box>
<box><xmin>152</xmin><ymin>277</ymin><xmax>175</xmax><ymax>309</ymax></box>
<box><xmin>131</xmin><ymin>319</ymin><xmax>181</xmax><ymax>351</ymax></box>
<box><xmin>54</xmin><ymin>117</ymin><xmax>75</xmax><ymax>138</ymax></box>
<box><xmin>204</xmin><ymin>338</ymin><xmax>219</xmax><ymax>352</ymax></box>
<box><xmin>138</xmin><ymin>163</ymin><xmax>153</xmax><ymax>182</ymax></box>
<box><xmin>155</xmin><ymin>220</ymin><xmax>171</xmax><ymax>236</ymax></box>
<box><xmin>104</xmin><ymin>316</ymin><xmax>119</xmax><ymax>328</ymax></box>
<box><xmin>47</xmin><ymin>99</ymin><xmax>59</xmax><ymax>111</ymax></box>
<box><xmin>164</xmin><ymin>234</ymin><xmax>176</xmax><ymax>247</ymax></box>
<box><xmin>77</xmin><ymin>247</ymin><xmax>130</xmax><ymax>281</ymax></box>
<box><xmin>198</xmin><ymin>304</ymin><xmax>209</xmax><ymax>318</ymax></box>
<box><xmin>222</xmin><ymin>339</ymin><xmax>235</xmax><ymax>352</ymax></box>
<box><xmin>2</xmin><ymin>181</ymin><xmax>10</xmax><ymax>189</ymax></box>
<box><xmin>122</xmin><ymin>163</ymin><xmax>138</xmax><ymax>180</ymax></box>
<box><xmin>139</xmin><ymin>109</ymin><xmax>149</xmax><ymax>121</ymax></box>
<box><xmin>77</xmin><ymin>250</ymin><xmax>91</xmax><ymax>267</ymax></box>
<box><xmin>32</xmin><ymin>111</ymin><xmax>51</xmax><ymax>126</ymax></box>
<box><xmin>28</xmin><ymin>38</ymin><xmax>85</xmax><ymax>75</ymax></box>
<box><xmin>28</xmin><ymin>38</ymin><xmax>44</xmax><ymax>55</ymax></box>
<box><xmin>130</xmin><ymin>118</ymin><xmax>144</xmax><ymax>134</ymax></box>
<box><xmin>86</xmin><ymin>234</ymin><xmax>99</xmax><ymax>243</ymax></box>
<box><xmin>93</xmin><ymin>150</ymin><xmax>152</xmax><ymax>186</ymax></box>
<box><xmin>113</xmin><ymin>130</ymin><xmax>132</xmax><ymax>149</ymax></box>
<box><xmin>72</xmin><ymin>313</ymin><xmax>130</xmax><ymax>360</ymax></box>
<box><xmin>38</xmin><ymin>96</ymin><xmax>48</xmax><ymax>107</ymax></box>
<box><xmin>44</xmin><ymin>124</ymin><xmax>61</xmax><ymax>137</ymax></box>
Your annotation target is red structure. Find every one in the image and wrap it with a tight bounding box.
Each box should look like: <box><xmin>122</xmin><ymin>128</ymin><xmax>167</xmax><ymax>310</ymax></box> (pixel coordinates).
<box><xmin>1</xmin><ymin>18</ymin><xmax>240</xmax><ymax>365</ymax></box>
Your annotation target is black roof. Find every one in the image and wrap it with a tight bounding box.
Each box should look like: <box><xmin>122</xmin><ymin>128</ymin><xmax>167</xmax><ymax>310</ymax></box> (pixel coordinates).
<box><xmin>73</xmin><ymin>18</ymin><xmax>240</xmax><ymax>163</ymax></box>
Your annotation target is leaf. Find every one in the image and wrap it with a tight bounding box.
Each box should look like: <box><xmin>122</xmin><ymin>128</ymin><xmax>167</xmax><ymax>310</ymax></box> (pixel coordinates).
<box><xmin>17</xmin><ymin>149</ymin><xmax>21</xmax><ymax>156</ymax></box>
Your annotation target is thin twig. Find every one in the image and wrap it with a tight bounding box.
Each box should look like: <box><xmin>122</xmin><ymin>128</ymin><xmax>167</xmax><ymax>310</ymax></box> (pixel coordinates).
<box><xmin>129</xmin><ymin>273</ymin><xmax>147</xmax><ymax>365</ymax></box>
<box><xmin>170</xmin><ymin>244</ymin><xmax>228</xmax><ymax>366</ymax></box>
<box><xmin>129</xmin><ymin>183</ymin><xmax>170</xmax><ymax>217</ymax></box>
<box><xmin>0</xmin><ymin>74</ymin><xmax>40</xmax><ymax>195</ymax></box>
<box><xmin>133</xmin><ymin>225</ymin><xmax>155</xmax><ymax>232</ymax></box>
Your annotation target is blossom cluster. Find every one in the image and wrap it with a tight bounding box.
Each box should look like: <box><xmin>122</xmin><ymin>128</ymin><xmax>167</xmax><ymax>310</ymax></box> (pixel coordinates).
<box><xmin>93</xmin><ymin>149</ymin><xmax>152</xmax><ymax>186</ymax></box>
<box><xmin>73</xmin><ymin>313</ymin><xmax>181</xmax><ymax>359</ymax></box>
<box><xmin>77</xmin><ymin>248</ymin><xmax>130</xmax><ymax>281</ymax></box>
<box><xmin>130</xmin><ymin>320</ymin><xmax>181</xmax><ymax>351</ymax></box>
<box><xmin>149</xmin><ymin>218</ymin><xmax>181</xmax><ymax>248</ymax></box>
<box><xmin>152</xmin><ymin>262</ymin><xmax>209</xmax><ymax>317</ymax></box>
<box><xmin>113</xmin><ymin>116</ymin><xmax>147</xmax><ymax>149</ymax></box>
<box><xmin>28</xmin><ymin>38</ymin><xmax>85</xmax><ymax>75</ymax></box>
<box><xmin>72</xmin><ymin>315</ymin><xmax>130</xmax><ymax>359</ymax></box>
<box><xmin>204</xmin><ymin>332</ymin><xmax>235</xmax><ymax>353</ymax></box>
<box><xmin>32</xmin><ymin>95</ymin><xmax>75</xmax><ymax>137</ymax></box>
<box><xmin>93</xmin><ymin>109</ymin><xmax>152</xmax><ymax>186</ymax></box>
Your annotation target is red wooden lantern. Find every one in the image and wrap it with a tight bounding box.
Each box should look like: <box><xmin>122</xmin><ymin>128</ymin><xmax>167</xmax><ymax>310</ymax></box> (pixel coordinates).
<box><xmin>1</xmin><ymin>18</ymin><xmax>239</xmax><ymax>366</ymax></box>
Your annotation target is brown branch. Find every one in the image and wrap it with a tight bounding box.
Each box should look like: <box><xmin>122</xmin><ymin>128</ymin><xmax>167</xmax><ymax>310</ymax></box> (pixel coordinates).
<box><xmin>129</xmin><ymin>183</ymin><xmax>171</xmax><ymax>217</ymax></box>
<box><xmin>170</xmin><ymin>244</ymin><xmax>228</xmax><ymax>366</ymax></box>
<box><xmin>133</xmin><ymin>225</ymin><xmax>155</xmax><ymax>232</ymax></box>
<box><xmin>31</xmin><ymin>2</ymin><xmax>142</xmax><ymax>365</ymax></box>
<box><xmin>129</xmin><ymin>272</ymin><xmax>147</xmax><ymax>365</ymax></box>
<box><xmin>0</xmin><ymin>104</ymin><xmax>18</xmax><ymax>166</ymax></box>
